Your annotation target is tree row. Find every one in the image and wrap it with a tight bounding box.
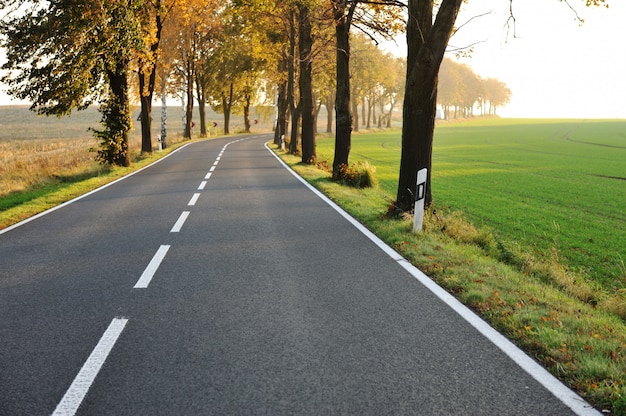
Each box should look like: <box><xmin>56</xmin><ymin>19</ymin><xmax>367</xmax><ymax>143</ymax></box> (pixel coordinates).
<box><xmin>1</xmin><ymin>0</ymin><xmax>604</xmax><ymax>215</ymax></box>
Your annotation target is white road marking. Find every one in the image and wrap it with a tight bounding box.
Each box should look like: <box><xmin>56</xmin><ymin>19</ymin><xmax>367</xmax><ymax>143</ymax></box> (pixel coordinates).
<box><xmin>134</xmin><ymin>245</ymin><xmax>170</xmax><ymax>289</ymax></box>
<box><xmin>204</xmin><ymin>172</ymin><xmax>213</xmax><ymax>180</ymax></box>
<box><xmin>198</xmin><ymin>181</ymin><xmax>207</xmax><ymax>190</ymax></box>
<box><xmin>188</xmin><ymin>193</ymin><xmax>201</xmax><ymax>206</ymax></box>
<box><xmin>264</xmin><ymin>141</ymin><xmax>602</xmax><ymax>416</ymax></box>
<box><xmin>51</xmin><ymin>318</ymin><xmax>128</xmax><ymax>416</ymax></box>
<box><xmin>170</xmin><ymin>211</ymin><xmax>190</xmax><ymax>233</ymax></box>
<box><xmin>209</xmin><ymin>165</ymin><xmax>216</xmax><ymax>172</ymax></box>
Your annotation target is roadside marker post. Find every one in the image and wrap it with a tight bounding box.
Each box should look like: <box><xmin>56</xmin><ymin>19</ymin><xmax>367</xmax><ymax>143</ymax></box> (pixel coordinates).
<box><xmin>413</xmin><ymin>168</ymin><xmax>428</xmax><ymax>233</ymax></box>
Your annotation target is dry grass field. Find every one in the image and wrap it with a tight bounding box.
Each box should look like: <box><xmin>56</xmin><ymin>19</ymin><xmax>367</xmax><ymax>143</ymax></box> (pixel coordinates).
<box><xmin>0</xmin><ymin>104</ymin><xmax>274</xmax><ymax>198</ymax></box>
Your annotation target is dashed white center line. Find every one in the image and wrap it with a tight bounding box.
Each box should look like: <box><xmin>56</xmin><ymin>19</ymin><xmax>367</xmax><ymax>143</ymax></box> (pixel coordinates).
<box><xmin>209</xmin><ymin>165</ymin><xmax>216</xmax><ymax>172</ymax></box>
<box><xmin>204</xmin><ymin>172</ymin><xmax>213</xmax><ymax>180</ymax></box>
<box><xmin>170</xmin><ymin>211</ymin><xmax>190</xmax><ymax>233</ymax></box>
<box><xmin>52</xmin><ymin>318</ymin><xmax>128</xmax><ymax>416</ymax></box>
<box><xmin>188</xmin><ymin>193</ymin><xmax>201</xmax><ymax>206</ymax></box>
<box><xmin>198</xmin><ymin>181</ymin><xmax>207</xmax><ymax>190</ymax></box>
<box><xmin>134</xmin><ymin>245</ymin><xmax>171</xmax><ymax>289</ymax></box>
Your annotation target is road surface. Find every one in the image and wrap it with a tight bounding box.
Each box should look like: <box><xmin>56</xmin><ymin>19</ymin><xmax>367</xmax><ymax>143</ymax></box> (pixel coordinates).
<box><xmin>0</xmin><ymin>134</ymin><xmax>600</xmax><ymax>415</ymax></box>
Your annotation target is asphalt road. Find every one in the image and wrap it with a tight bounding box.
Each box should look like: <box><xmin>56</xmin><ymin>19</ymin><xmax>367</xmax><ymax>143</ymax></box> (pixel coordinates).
<box><xmin>0</xmin><ymin>134</ymin><xmax>601</xmax><ymax>415</ymax></box>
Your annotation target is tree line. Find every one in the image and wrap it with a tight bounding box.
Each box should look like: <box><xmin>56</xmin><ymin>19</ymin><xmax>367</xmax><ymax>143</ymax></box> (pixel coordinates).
<box><xmin>0</xmin><ymin>0</ymin><xmax>606</xmax><ymax>214</ymax></box>
<box><xmin>439</xmin><ymin>58</ymin><xmax>511</xmax><ymax>119</ymax></box>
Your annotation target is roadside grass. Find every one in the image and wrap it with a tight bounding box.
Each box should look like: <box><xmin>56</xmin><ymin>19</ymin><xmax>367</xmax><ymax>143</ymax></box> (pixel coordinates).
<box><xmin>0</xmin><ymin>139</ymin><xmax>193</xmax><ymax>229</ymax></box>
<box><xmin>272</xmin><ymin>120</ymin><xmax>626</xmax><ymax>414</ymax></box>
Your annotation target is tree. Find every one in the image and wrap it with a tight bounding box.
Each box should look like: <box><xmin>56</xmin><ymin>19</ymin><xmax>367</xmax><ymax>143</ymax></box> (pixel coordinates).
<box><xmin>483</xmin><ymin>77</ymin><xmax>511</xmax><ymax>116</ymax></box>
<box><xmin>331</xmin><ymin>0</ymin><xmax>404</xmax><ymax>178</ymax></box>
<box><xmin>394</xmin><ymin>0</ymin><xmax>462</xmax><ymax>213</ymax></box>
<box><xmin>0</xmin><ymin>0</ymin><xmax>144</xmax><ymax>166</ymax></box>
<box><xmin>298</xmin><ymin>2</ymin><xmax>316</xmax><ymax>163</ymax></box>
<box><xmin>136</xmin><ymin>0</ymin><xmax>174</xmax><ymax>153</ymax></box>
<box><xmin>331</xmin><ymin>0</ymin><xmax>357</xmax><ymax>177</ymax></box>
<box><xmin>394</xmin><ymin>0</ymin><xmax>608</xmax><ymax>215</ymax></box>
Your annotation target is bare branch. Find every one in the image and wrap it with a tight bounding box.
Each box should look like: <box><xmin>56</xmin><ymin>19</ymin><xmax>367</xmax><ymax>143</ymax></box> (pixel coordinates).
<box><xmin>504</xmin><ymin>0</ymin><xmax>517</xmax><ymax>41</ymax></box>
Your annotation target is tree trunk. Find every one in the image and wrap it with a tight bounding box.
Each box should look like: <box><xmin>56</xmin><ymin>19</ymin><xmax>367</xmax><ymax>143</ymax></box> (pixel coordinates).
<box><xmin>139</xmin><ymin>70</ymin><xmax>153</xmax><ymax>152</ymax></box>
<box><xmin>107</xmin><ymin>62</ymin><xmax>131</xmax><ymax>167</ymax></box>
<box><xmin>274</xmin><ymin>79</ymin><xmax>289</xmax><ymax>145</ymax></box>
<box><xmin>244</xmin><ymin>93</ymin><xmax>251</xmax><ymax>133</ymax></box>
<box><xmin>325</xmin><ymin>92</ymin><xmax>334</xmax><ymax>133</ymax></box>
<box><xmin>222</xmin><ymin>82</ymin><xmax>233</xmax><ymax>135</ymax></box>
<box><xmin>138</xmin><ymin>2</ymin><xmax>163</xmax><ymax>153</ymax></box>
<box><xmin>160</xmin><ymin>88</ymin><xmax>167</xmax><ymax>149</ymax></box>
<box><xmin>184</xmin><ymin>56</ymin><xmax>195</xmax><ymax>139</ymax></box>
<box><xmin>287</xmin><ymin>9</ymin><xmax>298</xmax><ymax>155</ymax></box>
<box><xmin>395</xmin><ymin>0</ymin><xmax>462</xmax><ymax>212</ymax></box>
<box><xmin>299</xmin><ymin>4</ymin><xmax>315</xmax><ymax>164</ymax></box>
<box><xmin>332</xmin><ymin>0</ymin><xmax>356</xmax><ymax>177</ymax></box>
<box><xmin>198</xmin><ymin>98</ymin><xmax>207</xmax><ymax>137</ymax></box>
<box><xmin>290</xmin><ymin>104</ymin><xmax>300</xmax><ymax>154</ymax></box>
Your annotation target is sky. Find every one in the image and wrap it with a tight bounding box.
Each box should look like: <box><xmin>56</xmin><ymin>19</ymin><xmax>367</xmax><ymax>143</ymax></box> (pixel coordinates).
<box><xmin>382</xmin><ymin>0</ymin><xmax>626</xmax><ymax>119</ymax></box>
<box><xmin>1</xmin><ymin>1</ymin><xmax>625</xmax><ymax>119</ymax></box>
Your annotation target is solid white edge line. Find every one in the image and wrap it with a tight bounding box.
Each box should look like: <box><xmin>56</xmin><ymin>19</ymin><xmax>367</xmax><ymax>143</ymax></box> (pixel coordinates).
<box><xmin>188</xmin><ymin>193</ymin><xmax>201</xmax><ymax>206</ymax></box>
<box><xmin>51</xmin><ymin>318</ymin><xmax>128</xmax><ymax>416</ymax></box>
<box><xmin>170</xmin><ymin>211</ymin><xmax>190</xmax><ymax>233</ymax></box>
<box><xmin>263</xmin><ymin>141</ymin><xmax>601</xmax><ymax>416</ymax></box>
<box><xmin>0</xmin><ymin>142</ymin><xmax>197</xmax><ymax>236</ymax></box>
<box><xmin>134</xmin><ymin>245</ymin><xmax>170</xmax><ymax>289</ymax></box>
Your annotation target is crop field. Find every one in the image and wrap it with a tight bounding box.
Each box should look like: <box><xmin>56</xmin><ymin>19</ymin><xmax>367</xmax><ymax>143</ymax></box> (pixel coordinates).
<box><xmin>315</xmin><ymin>119</ymin><xmax>626</xmax><ymax>290</ymax></box>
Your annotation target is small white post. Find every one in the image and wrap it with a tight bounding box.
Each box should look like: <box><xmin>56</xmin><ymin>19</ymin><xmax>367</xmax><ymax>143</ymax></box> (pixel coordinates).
<box><xmin>280</xmin><ymin>134</ymin><xmax>286</xmax><ymax>151</ymax></box>
<box><xmin>413</xmin><ymin>168</ymin><xmax>428</xmax><ymax>233</ymax></box>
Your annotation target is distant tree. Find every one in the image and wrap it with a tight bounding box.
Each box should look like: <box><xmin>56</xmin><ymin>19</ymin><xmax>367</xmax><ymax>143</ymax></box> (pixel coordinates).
<box><xmin>483</xmin><ymin>77</ymin><xmax>511</xmax><ymax>116</ymax></box>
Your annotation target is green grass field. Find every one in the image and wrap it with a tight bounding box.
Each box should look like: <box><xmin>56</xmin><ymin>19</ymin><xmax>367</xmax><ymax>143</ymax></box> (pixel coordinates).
<box><xmin>315</xmin><ymin>119</ymin><xmax>626</xmax><ymax>291</ymax></box>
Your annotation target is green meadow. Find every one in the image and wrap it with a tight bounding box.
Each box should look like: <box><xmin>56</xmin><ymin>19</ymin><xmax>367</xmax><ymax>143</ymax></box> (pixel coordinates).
<box><xmin>315</xmin><ymin>119</ymin><xmax>626</xmax><ymax>291</ymax></box>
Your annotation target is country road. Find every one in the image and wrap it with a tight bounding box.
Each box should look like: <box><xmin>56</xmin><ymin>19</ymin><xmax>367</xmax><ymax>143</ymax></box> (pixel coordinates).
<box><xmin>0</xmin><ymin>134</ymin><xmax>600</xmax><ymax>415</ymax></box>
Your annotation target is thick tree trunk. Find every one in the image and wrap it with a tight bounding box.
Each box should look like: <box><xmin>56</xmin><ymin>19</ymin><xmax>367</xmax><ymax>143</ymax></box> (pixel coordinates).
<box><xmin>108</xmin><ymin>62</ymin><xmax>131</xmax><ymax>167</ymax></box>
<box><xmin>395</xmin><ymin>0</ymin><xmax>462</xmax><ymax>212</ymax></box>
<box><xmin>299</xmin><ymin>4</ymin><xmax>315</xmax><ymax>164</ymax></box>
<box><xmin>332</xmin><ymin>0</ymin><xmax>356</xmax><ymax>177</ymax></box>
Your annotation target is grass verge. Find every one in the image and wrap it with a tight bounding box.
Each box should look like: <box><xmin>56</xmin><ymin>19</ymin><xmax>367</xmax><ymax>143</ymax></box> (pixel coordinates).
<box><xmin>272</xmin><ymin>145</ymin><xmax>626</xmax><ymax>415</ymax></box>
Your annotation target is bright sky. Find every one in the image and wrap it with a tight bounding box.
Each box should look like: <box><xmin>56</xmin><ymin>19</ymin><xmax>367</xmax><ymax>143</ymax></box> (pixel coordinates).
<box><xmin>2</xmin><ymin>1</ymin><xmax>625</xmax><ymax>119</ymax></box>
<box><xmin>384</xmin><ymin>0</ymin><xmax>626</xmax><ymax>119</ymax></box>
